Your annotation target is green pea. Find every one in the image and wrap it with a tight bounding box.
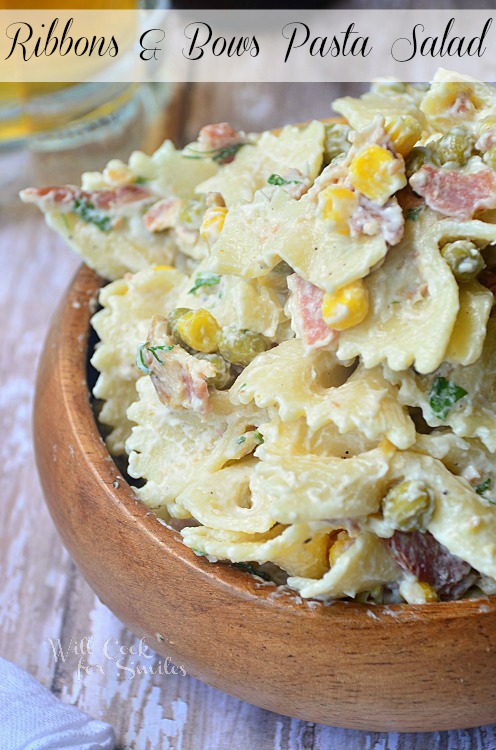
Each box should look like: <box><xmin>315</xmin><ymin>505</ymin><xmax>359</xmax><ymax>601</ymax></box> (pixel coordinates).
<box><xmin>196</xmin><ymin>353</ymin><xmax>234</xmax><ymax>390</ymax></box>
<box><xmin>323</xmin><ymin>123</ymin><xmax>352</xmax><ymax>165</ymax></box>
<box><xmin>218</xmin><ymin>327</ymin><xmax>270</xmax><ymax>367</ymax></box>
<box><xmin>404</xmin><ymin>146</ymin><xmax>440</xmax><ymax>178</ymax></box>
<box><xmin>433</xmin><ymin>128</ymin><xmax>474</xmax><ymax>167</ymax></box>
<box><xmin>382</xmin><ymin>480</ymin><xmax>434</xmax><ymax>532</ymax></box>
<box><xmin>441</xmin><ymin>240</ymin><xmax>486</xmax><ymax>282</ymax></box>
<box><xmin>166</xmin><ymin>307</ymin><xmax>191</xmax><ymax>345</ymax></box>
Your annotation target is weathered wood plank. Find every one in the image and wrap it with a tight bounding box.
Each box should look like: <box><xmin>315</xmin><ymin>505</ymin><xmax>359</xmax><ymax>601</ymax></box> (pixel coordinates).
<box><xmin>0</xmin><ymin>207</ymin><xmax>79</xmax><ymax>685</ymax></box>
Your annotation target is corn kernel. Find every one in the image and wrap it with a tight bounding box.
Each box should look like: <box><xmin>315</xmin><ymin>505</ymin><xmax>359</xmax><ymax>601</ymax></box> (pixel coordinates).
<box><xmin>421</xmin><ymin>83</ymin><xmax>477</xmax><ymax>128</ymax></box>
<box><xmin>153</xmin><ymin>265</ymin><xmax>174</xmax><ymax>271</ymax></box>
<box><xmin>200</xmin><ymin>205</ymin><xmax>228</xmax><ymax>248</ymax></box>
<box><xmin>329</xmin><ymin>531</ymin><xmax>352</xmax><ymax>567</ymax></box>
<box><xmin>382</xmin><ymin>480</ymin><xmax>433</xmax><ymax>532</ymax></box>
<box><xmin>349</xmin><ymin>144</ymin><xmax>406</xmax><ymax>205</ymax></box>
<box><xmin>399</xmin><ymin>578</ymin><xmax>439</xmax><ymax>604</ymax></box>
<box><xmin>385</xmin><ymin>116</ymin><xmax>422</xmax><ymax>156</ymax></box>
<box><xmin>418</xmin><ymin>582</ymin><xmax>439</xmax><ymax>602</ymax></box>
<box><xmin>176</xmin><ymin>308</ymin><xmax>220</xmax><ymax>353</ymax></box>
<box><xmin>318</xmin><ymin>185</ymin><xmax>358</xmax><ymax>235</ymax></box>
<box><xmin>322</xmin><ymin>279</ymin><xmax>369</xmax><ymax>331</ymax></box>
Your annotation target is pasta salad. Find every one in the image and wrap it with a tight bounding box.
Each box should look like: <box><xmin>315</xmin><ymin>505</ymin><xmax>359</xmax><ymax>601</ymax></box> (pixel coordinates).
<box><xmin>22</xmin><ymin>69</ymin><xmax>496</xmax><ymax>604</ymax></box>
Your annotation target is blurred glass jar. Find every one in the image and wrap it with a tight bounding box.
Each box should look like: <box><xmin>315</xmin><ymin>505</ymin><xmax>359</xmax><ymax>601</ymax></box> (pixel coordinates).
<box><xmin>0</xmin><ymin>0</ymin><xmax>173</xmax><ymax>202</ymax></box>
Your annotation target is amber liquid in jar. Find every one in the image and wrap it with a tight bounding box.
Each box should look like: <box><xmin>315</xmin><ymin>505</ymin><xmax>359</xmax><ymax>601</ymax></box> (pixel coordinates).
<box><xmin>0</xmin><ymin>0</ymin><xmax>137</xmax><ymax>144</ymax></box>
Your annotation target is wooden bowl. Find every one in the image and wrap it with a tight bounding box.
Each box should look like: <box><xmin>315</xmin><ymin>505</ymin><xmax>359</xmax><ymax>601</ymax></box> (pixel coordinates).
<box><xmin>34</xmin><ymin>264</ymin><xmax>496</xmax><ymax>733</ymax></box>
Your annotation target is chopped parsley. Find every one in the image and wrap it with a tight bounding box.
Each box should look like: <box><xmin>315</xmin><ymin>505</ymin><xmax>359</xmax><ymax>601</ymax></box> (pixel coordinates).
<box><xmin>429</xmin><ymin>376</ymin><xmax>468</xmax><ymax>421</ymax></box>
<box><xmin>236</xmin><ymin>436</ymin><xmax>247</xmax><ymax>444</ymax></box>
<box><xmin>147</xmin><ymin>344</ymin><xmax>173</xmax><ymax>364</ymax></box>
<box><xmin>136</xmin><ymin>342</ymin><xmax>173</xmax><ymax>374</ymax></box>
<box><xmin>134</xmin><ymin>176</ymin><xmax>147</xmax><ymax>184</ymax></box>
<box><xmin>475</xmin><ymin>478</ymin><xmax>492</xmax><ymax>496</ymax></box>
<box><xmin>183</xmin><ymin>143</ymin><xmax>246</xmax><ymax>164</ymax></box>
<box><xmin>253</xmin><ymin>430</ymin><xmax>264</xmax><ymax>445</ymax></box>
<box><xmin>188</xmin><ymin>271</ymin><xmax>221</xmax><ymax>295</ymax></box>
<box><xmin>136</xmin><ymin>343</ymin><xmax>152</xmax><ymax>375</ymax></box>
<box><xmin>73</xmin><ymin>196</ymin><xmax>112</xmax><ymax>232</ymax></box>
<box><xmin>405</xmin><ymin>206</ymin><xmax>423</xmax><ymax>222</ymax></box>
<box><xmin>267</xmin><ymin>173</ymin><xmax>301</xmax><ymax>186</ymax></box>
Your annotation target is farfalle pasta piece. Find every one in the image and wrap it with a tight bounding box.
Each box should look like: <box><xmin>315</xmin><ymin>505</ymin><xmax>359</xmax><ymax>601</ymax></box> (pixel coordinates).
<box><xmin>126</xmin><ymin>378</ymin><xmax>264</xmax><ymax>519</ymax></box>
<box><xmin>420</xmin><ymin>68</ymin><xmax>496</xmax><ymax>134</ymax></box>
<box><xmin>389</xmin><ymin>451</ymin><xmax>496</xmax><ymax>580</ymax></box>
<box><xmin>271</xmin><ymin>192</ymin><xmax>389</xmax><ymax>296</ymax></box>
<box><xmin>383</xmin><ymin>318</ymin><xmax>496</xmax><ymax>451</ymax></box>
<box><xmin>333</xmin><ymin>90</ymin><xmax>426</xmax><ymax>135</ymax></box>
<box><xmin>230</xmin><ymin>338</ymin><xmax>348</xmax><ymax>421</ymax></box>
<box><xmin>196</xmin><ymin>121</ymin><xmax>325</xmax><ymax>207</ymax></box>
<box><xmin>414</xmin><ymin>432</ymin><xmax>496</xmax><ymax>503</ymax></box>
<box><xmin>21</xmin><ymin>141</ymin><xmax>217</xmax><ymax>280</ymax></box>
<box><xmin>231</xmin><ymin>340</ymin><xmax>415</xmax><ymax>449</ymax></box>
<box><xmin>21</xmin><ymin>184</ymin><xmax>175</xmax><ymax>281</ymax></box>
<box><xmin>259</xmin><ymin>417</ymin><xmax>378</xmax><ymax>459</ymax></box>
<box><xmin>444</xmin><ymin>281</ymin><xmax>493</xmax><ymax>365</ymax></box>
<box><xmin>181</xmin><ymin>522</ymin><xmax>333</xmax><ymax>579</ymax></box>
<box><xmin>176</xmin><ymin>459</ymin><xmax>275</xmax><ymax>534</ymax></box>
<box><xmin>336</xmin><ymin>213</ymin><xmax>466</xmax><ymax>374</ymax></box>
<box><xmin>254</xmin><ymin>443</ymin><xmax>394</xmax><ymax>524</ymax></box>
<box><xmin>315</xmin><ymin>365</ymin><xmax>415</xmax><ymax>449</ymax></box>
<box><xmin>206</xmin><ymin>188</ymin><xmax>290</xmax><ymax>279</ymax></box>
<box><xmin>90</xmin><ymin>267</ymin><xmax>185</xmax><ymax>454</ymax></box>
<box><xmin>127</xmin><ymin>378</ymin><xmax>227</xmax><ymax>519</ymax></box>
<box><xmin>288</xmin><ymin>533</ymin><xmax>401</xmax><ymax>600</ymax></box>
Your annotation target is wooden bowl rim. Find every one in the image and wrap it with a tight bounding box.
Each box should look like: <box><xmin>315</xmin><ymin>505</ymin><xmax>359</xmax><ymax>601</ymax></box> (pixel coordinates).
<box><xmin>54</xmin><ymin>262</ymin><xmax>496</xmax><ymax>624</ymax></box>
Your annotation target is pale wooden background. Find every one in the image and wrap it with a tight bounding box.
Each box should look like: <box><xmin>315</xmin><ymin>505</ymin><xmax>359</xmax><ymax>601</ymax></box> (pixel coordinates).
<box><xmin>2</xmin><ymin>80</ymin><xmax>496</xmax><ymax>750</ymax></box>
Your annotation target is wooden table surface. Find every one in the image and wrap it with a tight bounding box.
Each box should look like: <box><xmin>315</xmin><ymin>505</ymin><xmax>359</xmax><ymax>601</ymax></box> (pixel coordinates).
<box><xmin>2</xmin><ymin>81</ymin><xmax>496</xmax><ymax>750</ymax></box>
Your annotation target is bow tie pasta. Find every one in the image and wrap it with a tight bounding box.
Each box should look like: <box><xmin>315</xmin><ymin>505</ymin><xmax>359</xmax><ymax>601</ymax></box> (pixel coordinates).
<box><xmin>195</xmin><ymin>121</ymin><xmax>325</xmax><ymax>207</ymax></box>
<box><xmin>23</xmin><ymin>70</ymin><xmax>496</xmax><ymax>604</ymax></box>
<box><xmin>91</xmin><ymin>266</ymin><xmax>186</xmax><ymax>454</ymax></box>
